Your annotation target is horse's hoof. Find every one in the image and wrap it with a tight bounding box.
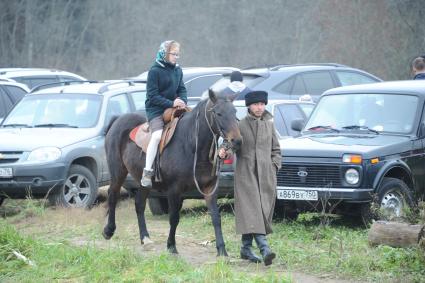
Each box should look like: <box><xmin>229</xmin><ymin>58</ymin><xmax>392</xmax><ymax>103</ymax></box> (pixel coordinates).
<box><xmin>167</xmin><ymin>246</ymin><xmax>179</xmax><ymax>254</ymax></box>
<box><xmin>141</xmin><ymin>237</ymin><xmax>154</xmax><ymax>245</ymax></box>
<box><xmin>102</xmin><ymin>229</ymin><xmax>113</xmax><ymax>240</ymax></box>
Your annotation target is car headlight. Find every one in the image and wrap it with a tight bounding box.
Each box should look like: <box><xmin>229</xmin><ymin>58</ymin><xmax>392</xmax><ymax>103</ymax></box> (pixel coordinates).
<box><xmin>345</xmin><ymin>168</ymin><xmax>359</xmax><ymax>185</ymax></box>
<box><xmin>27</xmin><ymin>147</ymin><xmax>61</xmax><ymax>162</ymax></box>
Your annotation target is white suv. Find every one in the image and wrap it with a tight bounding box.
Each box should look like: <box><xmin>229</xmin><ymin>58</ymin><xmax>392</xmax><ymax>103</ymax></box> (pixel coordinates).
<box><xmin>0</xmin><ymin>80</ymin><xmax>146</xmax><ymax>208</ymax></box>
<box><xmin>0</xmin><ymin>68</ymin><xmax>86</xmax><ymax>90</ymax></box>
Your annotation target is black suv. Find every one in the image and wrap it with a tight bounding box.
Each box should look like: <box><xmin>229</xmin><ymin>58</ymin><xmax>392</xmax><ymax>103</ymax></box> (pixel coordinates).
<box><xmin>209</xmin><ymin>63</ymin><xmax>382</xmax><ymax>102</ymax></box>
<box><xmin>279</xmin><ymin>80</ymin><xmax>425</xmax><ymax>220</ymax></box>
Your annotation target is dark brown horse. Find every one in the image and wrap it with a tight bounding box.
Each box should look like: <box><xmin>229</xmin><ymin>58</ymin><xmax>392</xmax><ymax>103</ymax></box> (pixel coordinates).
<box><xmin>102</xmin><ymin>89</ymin><xmax>242</xmax><ymax>256</ymax></box>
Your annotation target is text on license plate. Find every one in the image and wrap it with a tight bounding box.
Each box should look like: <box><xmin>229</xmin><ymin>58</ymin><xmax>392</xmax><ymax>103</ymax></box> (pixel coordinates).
<box><xmin>0</xmin><ymin>168</ymin><xmax>13</xmax><ymax>178</ymax></box>
<box><xmin>277</xmin><ymin>189</ymin><xmax>318</xmax><ymax>200</ymax></box>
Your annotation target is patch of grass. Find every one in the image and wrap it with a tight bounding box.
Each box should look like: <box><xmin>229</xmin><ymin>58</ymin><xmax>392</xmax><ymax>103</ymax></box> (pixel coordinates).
<box><xmin>3</xmin><ymin>199</ymin><xmax>425</xmax><ymax>282</ymax></box>
<box><xmin>0</xmin><ymin>222</ymin><xmax>290</xmax><ymax>282</ymax></box>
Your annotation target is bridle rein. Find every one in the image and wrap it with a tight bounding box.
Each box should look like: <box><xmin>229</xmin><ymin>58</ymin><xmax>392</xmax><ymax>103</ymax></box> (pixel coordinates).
<box><xmin>193</xmin><ymin>99</ymin><xmax>233</xmax><ymax>197</ymax></box>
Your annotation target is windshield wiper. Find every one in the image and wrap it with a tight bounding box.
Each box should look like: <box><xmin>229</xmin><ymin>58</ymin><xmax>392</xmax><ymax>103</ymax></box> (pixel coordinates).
<box><xmin>342</xmin><ymin>125</ymin><xmax>379</xmax><ymax>134</ymax></box>
<box><xmin>2</xmin><ymin>123</ymin><xmax>33</xmax><ymax>128</ymax></box>
<box><xmin>34</xmin><ymin>123</ymin><xmax>78</xmax><ymax>128</ymax></box>
<box><xmin>306</xmin><ymin>125</ymin><xmax>339</xmax><ymax>132</ymax></box>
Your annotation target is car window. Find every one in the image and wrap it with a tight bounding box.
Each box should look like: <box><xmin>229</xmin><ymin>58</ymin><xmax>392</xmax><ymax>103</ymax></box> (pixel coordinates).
<box><xmin>59</xmin><ymin>75</ymin><xmax>82</xmax><ymax>82</ymax></box>
<box><xmin>273</xmin><ymin>77</ymin><xmax>294</xmax><ymax>94</ymax></box>
<box><xmin>292</xmin><ymin>75</ymin><xmax>307</xmax><ymax>95</ymax></box>
<box><xmin>3</xmin><ymin>85</ymin><xmax>27</xmax><ymax>103</ymax></box>
<box><xmin>3</xmin><ymin>94</ymin><xmax>102</xmax><ymax>128</ymax></box>
<box><xmin>105</xmin><ymin>94</ymin><xmax>131</xmax><ymax>124</ymax></box>
<box><xmin>277</xmin><ymin>104</ymin><xmax>306</xmax><ymax>136</ymax></box>
<box><xmin>129</xmin><ymin>91</ymin><xmax>146</xmax><ymax>111</ymax></box>
<box><xmin>299</xmin><ymin>103</ymin><xmax>315</xmax><ymax>117</ymax></box>
<box><xmin>13</xmin><ymin>76</ymin><xmax>58</xmax><ymax>89</ymax></box>
<box><xmin>243</xmin><ymin>75</ymin><xmax>266</xmax><ymax>88</ymax></box>
<box><xmin>335</xmin><ymin>71</ymin><xmax>377</xmax><ymax>86</ymax></box>
<box><xmin>305</xmin><ymin>94</ymin><xmax>418</xmax><ymax>134</ymax></box>
<box><xmin>185</xmin><ymin>75</ymin><xmax>222</xmax><ymax>98</ymax></box>
<box><xmin>0</xmin><ymin>87</ymin><xmax>13</xmax><ymax>116</ymax></box>
<box><xmin>273</xmin><ymin>106</ymin><xmax>288</xmax><ymax>137</ymax></box>
<box><xmin>301</xmin><ymin>71</ymin><xmax>334</xmax><ymax>96</ymax></box>
<box><xmin>235</xmin><ymin>106</ymin><xmax>247</xmax><ymax>120</ymax></box>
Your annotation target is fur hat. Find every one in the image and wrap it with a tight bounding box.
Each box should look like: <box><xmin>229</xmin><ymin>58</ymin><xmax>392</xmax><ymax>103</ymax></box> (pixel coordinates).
<box><xmin>245</xmin><ymin>90</ymin><xmax>268</xmax><ymax>106</ymax></box>
<box><xmin>230</xmin><ymin>71</ymin><xmax>243</xmax><ymax>82</ymax></box>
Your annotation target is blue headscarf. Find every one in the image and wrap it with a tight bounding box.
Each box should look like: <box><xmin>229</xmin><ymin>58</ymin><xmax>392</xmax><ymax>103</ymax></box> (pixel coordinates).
<box><xmin>155</xmin><ymin>40</ymin><xmax>176</xmax><ymax>64</ymax></box>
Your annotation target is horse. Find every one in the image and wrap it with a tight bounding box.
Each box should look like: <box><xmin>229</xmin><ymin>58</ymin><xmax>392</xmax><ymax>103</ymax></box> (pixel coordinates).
<box><xmin>102</xmin><ymin>89</ymin><xmax>242</xmax><ymax>256</ymax></box>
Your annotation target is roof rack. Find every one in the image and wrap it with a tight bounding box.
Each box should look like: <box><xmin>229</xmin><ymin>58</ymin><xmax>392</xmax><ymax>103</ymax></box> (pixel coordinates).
<box><xmin>0</xmin><ymin>68</ymin><xmax>60</xmax><ymax>75</ymax></box>
<box><xmin>98</xmin><ymin>80</ymin><xmax>144</xmax><ymax>94</ymax></box>
<box><xmin>30</xmin><ymin>80</ymin><xmax>98</xmax><ymax>93</ymax></box>
<box><xmin>269</xmin><ymin>63</ymin><xmax>347</xmax><ymax>71</ymax></box>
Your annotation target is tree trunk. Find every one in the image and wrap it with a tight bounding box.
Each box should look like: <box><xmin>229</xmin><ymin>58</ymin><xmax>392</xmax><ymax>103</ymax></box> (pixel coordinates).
<box><xmin>368</xmin><ymin>221</ymin><xmax>425</xmax><ymax>248</ymax></box>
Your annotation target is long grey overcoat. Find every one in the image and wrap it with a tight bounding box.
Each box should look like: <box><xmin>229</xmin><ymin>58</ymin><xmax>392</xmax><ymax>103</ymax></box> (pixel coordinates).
<box><xmin>234</xmin><ymin>110</ymin><xmax>282</xmax><ymax>235</ymax></box>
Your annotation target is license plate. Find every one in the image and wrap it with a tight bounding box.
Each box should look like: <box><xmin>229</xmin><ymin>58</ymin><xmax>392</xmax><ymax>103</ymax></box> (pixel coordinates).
<box><xmin>0</xmin><ymin>168</ymin><xmax>12</xmax><ymax>178</ymax></box>
<box><xmin>277</xmin><ymin>189</ymin><xmax>318</xmax><ymax>200</ymax></box>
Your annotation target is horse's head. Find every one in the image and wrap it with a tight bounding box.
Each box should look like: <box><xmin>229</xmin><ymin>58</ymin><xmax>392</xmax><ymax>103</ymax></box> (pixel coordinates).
<box><xmin>207</xmin><ymin>88</ymin><xmax>242</xmax><ymax>151</ymax></box>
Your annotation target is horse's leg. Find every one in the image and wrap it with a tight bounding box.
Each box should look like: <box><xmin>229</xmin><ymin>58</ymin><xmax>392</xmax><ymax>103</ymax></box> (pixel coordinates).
<box><xmin>134</xmin><ymin>188</ymin><xmax>152</xmax><ymax>245</ymax></box>
<box><xmin>102</xmin><ymin>173</ymin><xmax>126</xmax><ymax>239</ymax></box>
<box><xmin>167</xmin><ymin>189</ymin><xmax>183</xmax><ymax>254</ymax></box>
<box><xmin>204</xmin><ymin>188</ymin><xmax>228</xmax><ymax>256</ymax></box>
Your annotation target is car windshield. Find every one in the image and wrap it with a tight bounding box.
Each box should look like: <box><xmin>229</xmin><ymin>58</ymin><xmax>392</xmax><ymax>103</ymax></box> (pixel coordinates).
<box><xmin>2</xmin><ymin>94</ymin><xmax>102</xmax><ymax>128</ymax></box>
<box><xmin>304</xmin><ymin>93</ymin><xmax>418</xmax><ymax>134</ymax></box>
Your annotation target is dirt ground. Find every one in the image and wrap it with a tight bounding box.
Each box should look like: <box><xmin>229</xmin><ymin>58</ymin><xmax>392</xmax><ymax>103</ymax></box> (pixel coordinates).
<box><xmin>4</xmin><ymin>190</ymin><xmax>359</xmax><ymax>283</ymax></box>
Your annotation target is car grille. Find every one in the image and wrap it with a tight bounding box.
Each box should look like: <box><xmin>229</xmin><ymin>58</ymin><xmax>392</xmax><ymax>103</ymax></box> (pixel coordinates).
<box><xmin>277</xmin><ymin>164</ymin><xmax>341</xmax><ymax>188</ymax></box>
<box><xmin>0</xmin><ymin>151</ymin><xmax>23</xmax><ymax>164</ymax></box>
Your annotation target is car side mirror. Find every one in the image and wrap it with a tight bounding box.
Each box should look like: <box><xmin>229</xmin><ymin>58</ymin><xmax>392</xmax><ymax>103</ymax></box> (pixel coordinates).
<box><xmin>291</xmin><ymin>119</ymin><xmax>305</xmax><ymax>132</ymax></box>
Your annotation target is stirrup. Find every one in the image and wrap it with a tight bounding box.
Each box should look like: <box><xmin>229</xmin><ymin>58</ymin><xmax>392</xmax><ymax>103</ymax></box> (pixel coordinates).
<box><xmin>141</xmin><ymin>169</ymin><xmax>154</xmax><ymax>188</ymax></box>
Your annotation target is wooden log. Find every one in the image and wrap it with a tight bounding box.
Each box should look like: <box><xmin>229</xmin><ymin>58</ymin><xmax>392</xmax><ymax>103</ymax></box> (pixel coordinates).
<box><xmin>368</xmin><ymin>221</ymin><xmax>425</xmax><ymax>248</ymax></box>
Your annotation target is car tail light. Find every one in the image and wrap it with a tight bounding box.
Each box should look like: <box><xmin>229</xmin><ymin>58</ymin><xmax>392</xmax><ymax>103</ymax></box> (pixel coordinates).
<box><xmin>223</xmin><ymin>157</ymin><xmax>233</xmax><ymax>165</ymax></box>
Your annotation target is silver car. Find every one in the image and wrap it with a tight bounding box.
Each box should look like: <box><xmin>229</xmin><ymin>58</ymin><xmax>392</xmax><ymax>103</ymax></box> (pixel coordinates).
<box><xmin>0</xmin><ymin>80</ymin><xmax>146</xmax><ymax>208</ymax></box>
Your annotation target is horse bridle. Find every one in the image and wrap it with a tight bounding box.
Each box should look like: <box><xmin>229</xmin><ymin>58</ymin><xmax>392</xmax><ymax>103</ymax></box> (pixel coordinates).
<box><xmin>193</xmin><ymin>99</ymin><xmax>233</xmax><ymax>197</ymax></box>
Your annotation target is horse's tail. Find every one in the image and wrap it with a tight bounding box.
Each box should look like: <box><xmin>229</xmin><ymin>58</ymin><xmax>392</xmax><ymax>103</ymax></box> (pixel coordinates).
<box><xmin>104</xmin><ymin>116</ymin><xmax>119</xmax><ymax>135</ymax></box>
<box><xmin>105</xmin><ymin>112</ymin><xmax>146</xmax><ymax>182</ymax></box>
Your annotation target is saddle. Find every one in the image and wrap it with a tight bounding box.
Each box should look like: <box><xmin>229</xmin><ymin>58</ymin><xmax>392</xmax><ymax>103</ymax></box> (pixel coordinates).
<box><xmin>129</xmin><ymin>107</ymin><xmax>191</xmax><ymax>154</ymax></box>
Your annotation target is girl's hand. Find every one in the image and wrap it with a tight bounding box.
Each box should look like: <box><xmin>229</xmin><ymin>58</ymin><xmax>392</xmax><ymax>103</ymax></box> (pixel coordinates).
<box><xmin>173</xmin><ymin>98</ymin><xmax>185</xmax><ymax>108</ymax></box>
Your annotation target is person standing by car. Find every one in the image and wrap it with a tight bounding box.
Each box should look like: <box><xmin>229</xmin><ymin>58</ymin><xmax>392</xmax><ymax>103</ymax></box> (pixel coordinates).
<box><xmin>141</xmin><ymin>40</ymin><xmax>187</xmax><ymax>188</ymax></box>
<box><xmin>223</xmin><ymin>70</ymin><xmax>250</xmax><ymax>100</ymax></box>
<box><xmin>412</xmin><ymin>55</ymin><xmax>425</xmax><ymax>80</ymax></box>
<box><xmin>220</xmin><ymin>90</ymin><xmax>281</xmax><ymax>265</ymax></box>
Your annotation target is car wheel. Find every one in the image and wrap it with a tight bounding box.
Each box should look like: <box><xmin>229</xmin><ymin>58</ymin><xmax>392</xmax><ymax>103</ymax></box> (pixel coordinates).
<box><xmin>49</xmin><ymin>164</ymin><xmax>98</xmax><ymax>208</ymax></box>
<box><xmin>148</xmin><ymin>198</ymin><xmax>169</xmax><ymax>215</ymax></box>
<box><xmin>378</xmin><ymin>177</ymin><xmax>414</xmax><ymax>219</ymax></box>
<box><xmin>361</xmin><ymin>177</ymin><xmax>415</xmax><ymax>223</ymax></box>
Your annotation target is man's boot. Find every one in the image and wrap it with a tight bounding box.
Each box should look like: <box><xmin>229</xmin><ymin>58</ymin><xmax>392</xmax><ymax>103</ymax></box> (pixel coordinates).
<box><xmin>240</xmin><ymin>234</ymin><xmax>262</xmax><ymax>263</ymax></box>
<box><xmin>254</xmin><ymin>234</ymin><xmax>276</xmax><ymax>266</ymax></box>
<box><xmin>140</xmin><ymin>168</ymin><xmax>154</xmax><ymax>188</ymax></box>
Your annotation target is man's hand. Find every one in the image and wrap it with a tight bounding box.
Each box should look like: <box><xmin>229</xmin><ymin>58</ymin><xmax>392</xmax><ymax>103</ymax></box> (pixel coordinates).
<box><xmin>219</xmin><ymin>148</ymin><xmax>232</xmax><ymax>159</ymax></box>
<box><xmin>173</xmin><ymin>98</ymin><xmax>185</xmax><ymax>108</ymax></box>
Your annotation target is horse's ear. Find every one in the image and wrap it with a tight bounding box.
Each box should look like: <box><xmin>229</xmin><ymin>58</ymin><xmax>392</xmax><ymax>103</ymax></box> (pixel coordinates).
<box><xmin>208</xmin><ymin>88</ymin><xmax>217</xmax><ymax>103</ymax></box>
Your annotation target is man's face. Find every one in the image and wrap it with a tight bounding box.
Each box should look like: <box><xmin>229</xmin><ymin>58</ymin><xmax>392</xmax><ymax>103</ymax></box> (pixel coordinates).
<box><xmin>248</xmin><ymin>102</ymin><xmax>266</xmax><ymax>118</ymax></box>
